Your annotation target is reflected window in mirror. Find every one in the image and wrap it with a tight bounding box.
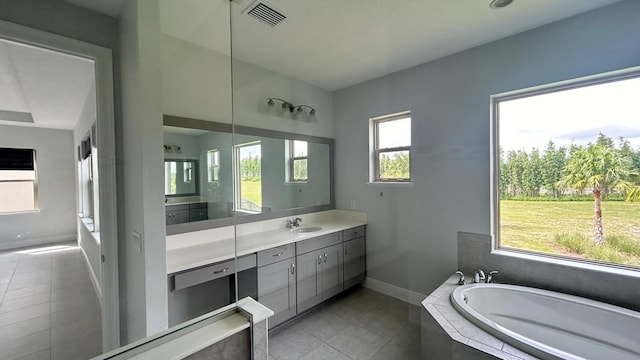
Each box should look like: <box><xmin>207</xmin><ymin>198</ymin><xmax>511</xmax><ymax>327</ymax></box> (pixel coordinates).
<box><xmin>287</xmin><ymin>140</ymin><xmax>308</xmax><ymax>182</ymax></box>
<box><xmin>235</xmin><ymin>141</ymin><xmax>262</xmax><ymax>213</ymax></box>
<box><xmin>207</xmin><ymin>150</ymin><xmax>220</xmax><ymax>182</ymax></box>
<box><xmin>165</xmin><ymin>159</ymin><xmax>199</xmax><ymax>197</ymax></box>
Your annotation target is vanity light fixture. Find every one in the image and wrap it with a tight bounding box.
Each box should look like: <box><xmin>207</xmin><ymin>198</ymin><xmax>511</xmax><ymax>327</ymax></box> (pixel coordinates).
<box><xmin>266</xmin><ymin>97</ymin><xmax>317</xmax><ymax>120</ymax></box>
<box><xmin>489</xmin><ymin>0</ymin><xmax>514</xmax><ymax>9</ymax></box>
<box><xmin>164</xmin><ymin>144</ymin><xmax>182</xmax><ymax>153</ymax></box>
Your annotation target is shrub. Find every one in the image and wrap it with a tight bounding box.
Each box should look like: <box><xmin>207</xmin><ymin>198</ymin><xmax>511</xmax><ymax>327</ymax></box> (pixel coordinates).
<box><xmin>585</xmin><ymin>246</ymin><xmax>625</xmax><ymax>264</ymax></box>
<box><xmin>554</xmin><ymin>233</ymin><xmax>592</xmax><ymax>254</ymax></box>
<box><xmin>606</xmin><ymin>235</ymin><xmax>640</xmax><ymax>256</ymax></box>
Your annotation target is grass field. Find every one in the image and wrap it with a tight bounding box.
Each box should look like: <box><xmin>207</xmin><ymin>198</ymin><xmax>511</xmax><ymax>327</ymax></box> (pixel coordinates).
<box><xmin>240</xmin><ymin>179</ymin><xmax>262</xmax><ymax>207</ymax></box>
<box><xmin>500</xmin><ymin>200</ymin><xmax>640</xmax><ymax>266</ymax></box>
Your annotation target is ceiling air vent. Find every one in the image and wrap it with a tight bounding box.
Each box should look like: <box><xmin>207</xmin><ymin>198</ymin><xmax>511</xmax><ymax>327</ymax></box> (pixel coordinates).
<box><xmin>247</xmin><ymin>2</ymin><xmax>286</xmax><ymax>27</ymax></box>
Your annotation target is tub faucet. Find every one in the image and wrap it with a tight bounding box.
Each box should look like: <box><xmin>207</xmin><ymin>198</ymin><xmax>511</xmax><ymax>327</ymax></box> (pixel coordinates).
<box><xmin>473</xmin><ymin>269</ymin><xmax>485</xmax><ymax>284</ymax></box>
<box><xmin>486</xmin><ymin>270</ymin><xmax>499</xmax><ymax>283</ymax></box>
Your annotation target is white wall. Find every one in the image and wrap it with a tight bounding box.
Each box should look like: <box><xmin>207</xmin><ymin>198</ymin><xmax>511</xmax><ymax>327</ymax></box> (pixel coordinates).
<box><xmin>0</xmin><ymin>125</ymin><xmax>76</xmax><ymax>250</ymax></box>
<box><xmin>333</xmin><ymin>1</ymin><xmax>640</xmax><ymax>296</ymax></box>
<box><xmin>119</xmin><ymin>0</ymin><xmax>168</xmax><ymax>343</ymax></box>
<box><xmin>162</xmin><ymin>34</ymin><xmax>334</xmax><ymax>138</ymax></box>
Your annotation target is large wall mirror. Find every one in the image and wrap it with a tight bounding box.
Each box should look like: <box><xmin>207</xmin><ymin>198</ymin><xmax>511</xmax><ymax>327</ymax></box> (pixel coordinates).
<box><xmin>164</xmin><ymin>115</ymin><xmax>334</xmax><ymax>234</ymax></box>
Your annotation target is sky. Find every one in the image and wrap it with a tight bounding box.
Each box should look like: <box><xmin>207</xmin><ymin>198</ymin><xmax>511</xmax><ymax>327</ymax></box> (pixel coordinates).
<box><xmin>499</xmin><ymin>76</ymin><xmax>640</xmax><ymax>153</ymax></box>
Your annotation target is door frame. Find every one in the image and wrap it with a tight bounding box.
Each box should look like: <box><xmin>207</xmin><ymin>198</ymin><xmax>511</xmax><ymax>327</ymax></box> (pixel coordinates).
<box><xmin>0</xmin><ymin>19</ymin><xmax>120</xmax><ymax>350</ymax></box>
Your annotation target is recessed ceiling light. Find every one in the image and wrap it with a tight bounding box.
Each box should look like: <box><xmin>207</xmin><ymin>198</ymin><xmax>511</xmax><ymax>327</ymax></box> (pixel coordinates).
<box><xmin>490</xmin><ymin>0</ymin><xmax>514</xmax><ymax>9</ymax></box>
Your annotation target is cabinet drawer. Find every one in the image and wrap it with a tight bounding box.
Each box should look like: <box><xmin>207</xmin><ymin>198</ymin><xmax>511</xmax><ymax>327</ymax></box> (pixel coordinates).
<box><xmin>296</xmin><ymin>232</ymin><xmax>342</xmax><ymax>255</ymax></box>
<box><xmin>166</xmin><ymin>204</ymin><xmax>189</xmax><ymax>212</ymax></box>
<box><xmin>189</xmin><ymin>208</ymin><xmax>208</xmax><ymax>222</ymax></box>
<box><xmin>189</xmin><ymin>202</ymin><xmax>207</xmax><ymax>209</ymax></box>
<box><xmin>257</xmin><ymin>244</ymin><xmax>295</xmax><ymax>267</ymax></box>
<box><xmin>343</xmin><ymin>226</ymin><xmax>365</xmax><ymax>241</ymax></box>
<box><xmin>174</xmin><ymin>259</ymin><xmax>235</xmax><ymax>291</ymax></box>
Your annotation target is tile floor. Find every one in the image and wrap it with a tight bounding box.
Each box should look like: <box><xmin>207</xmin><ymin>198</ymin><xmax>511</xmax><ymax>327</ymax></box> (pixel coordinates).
<box><xmin>269</xmin><ymin>287</ymin><xmax>422</xmax><ymax>360</ymax></box>
<box><xmin>0</xmin><ymin>243</ymin><xmax>102</xmax><ymax>360</ymax></box>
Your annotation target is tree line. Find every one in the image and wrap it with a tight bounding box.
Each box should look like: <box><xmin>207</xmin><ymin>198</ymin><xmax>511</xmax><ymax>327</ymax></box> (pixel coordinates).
<box><xmin>500</xmin><ymin>133</ymin><xmax>640</xmax><ymax>201</ymax></box>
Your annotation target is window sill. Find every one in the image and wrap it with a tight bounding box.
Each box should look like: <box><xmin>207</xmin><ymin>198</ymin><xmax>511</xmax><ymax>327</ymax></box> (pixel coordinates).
<box><xmin>491</xmin><ymin>248</ymin><xmax>640</xmax><ymax>279</ymax></box>
<box><xmin>367</xmin><ymin>182</ymin><xmax>414</xmax><ymax>187</ymax></box>
<box><xmin>0</xmin><ymin>209</ymin><xmax>40</xmax><ymax>215</ymax></box>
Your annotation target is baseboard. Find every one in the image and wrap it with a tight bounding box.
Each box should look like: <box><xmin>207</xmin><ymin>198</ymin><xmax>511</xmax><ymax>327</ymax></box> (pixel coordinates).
<box><xmin>363</xmin><ymin>277</ymin><xmax>427</xmax><ymax>306</ymax></box>
<box><xmin>0</xmin><ymin>234</ymin><xmax>76</xmax><ymax>251</ymax></box>
<box><xmin>80</xmin><ymin>245</ymin><xmax>103</xmax><ymax>306</ymax></box>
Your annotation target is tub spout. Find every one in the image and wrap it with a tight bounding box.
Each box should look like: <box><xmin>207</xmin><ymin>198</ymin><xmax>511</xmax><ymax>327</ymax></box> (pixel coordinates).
<box><xmin>486</xmin><ymin>270</ymin><xmax>499</xmax><ymax>283</ymax></box>
<box><xmin>473</xmin><ymin>269</ymin><xmax>485</xmax><ymax>283</ymax></box>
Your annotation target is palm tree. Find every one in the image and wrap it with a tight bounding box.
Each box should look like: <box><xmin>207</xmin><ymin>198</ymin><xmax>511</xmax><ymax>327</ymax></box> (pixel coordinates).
<box><xmin>557</xmin><ymin>144</ymin><xmax>634</xmax><ymax>246</ymax></box>
<box><xmin>628</xmin><ymin>186</ymin><xmax>640</xmax><ymax>202</ymax></box>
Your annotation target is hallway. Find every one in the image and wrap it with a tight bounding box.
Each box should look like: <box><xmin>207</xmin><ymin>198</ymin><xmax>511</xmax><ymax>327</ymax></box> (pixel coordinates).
<box><xmin>0</xmin><ymin>243</ymin><xmax>102</xmax><ymax>360</ymax></box>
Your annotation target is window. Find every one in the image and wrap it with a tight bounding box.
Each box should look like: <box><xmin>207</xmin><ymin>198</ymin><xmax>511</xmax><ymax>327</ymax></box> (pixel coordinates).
<box><xmin>370</xmin><ymin>112</ymin><xmax>411</xmax><ymax>182</ymax></box>
<box><xmin>287</xmin><ymin>140</ymin><xmax>308</xmax><ymax>182</ymax></box>
<box><xmin>207</xmin><ymin>150</ymin><xmax>220</xmax><ymax>182</ymax></box>
<box><xmin>235</xmin><ymin>142</ymin><xmax>262</xmax><ymax>212</ymax></box>
<box><xmin>492</xmin><ymin>69</ymin><xmax>640</xmax><ymax>269</ymax></box>
<box><xmin>0</xmin><ymin>148</ymin><xmax>38</xmax><ymax>214</ymax></box>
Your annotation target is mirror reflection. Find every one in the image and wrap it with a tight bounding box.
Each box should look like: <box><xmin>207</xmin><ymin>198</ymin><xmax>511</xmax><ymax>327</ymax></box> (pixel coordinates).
<box><xmin>163</xmin><ymin>118</ymin><xmax>332</xmax><ymax>227</ymax></box>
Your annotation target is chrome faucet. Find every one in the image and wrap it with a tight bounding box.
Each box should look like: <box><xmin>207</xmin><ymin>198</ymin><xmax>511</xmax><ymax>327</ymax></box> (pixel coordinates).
<box><xmin>455</xmin><ymin>271</ymin><xmax>465</xmax><ymax>285</ymax></box>
<box><xmin>287</xmin><ymin>217</ymin><xmax>303</xmax><ymax>228</ymax></box>
<box><xmin>473</xmin><ymin>269</ymin><xmax>485</xmax><ymax>284</ymax></box>
<box><xmin>486</xmin><ymin>270</ymin><xmax>498</xmax><ymax>283</ymax></box>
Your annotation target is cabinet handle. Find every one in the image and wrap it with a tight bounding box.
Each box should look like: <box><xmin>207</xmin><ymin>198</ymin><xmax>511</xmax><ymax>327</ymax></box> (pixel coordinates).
<box><xmin>213</xmin><ymin>268</ymin><xmax>229</xmax><ymax>274</ymax></box>
<box><xmin>345</xmin><ymin>245</ymin><xmax>349</xmax><ymax>255</ymax></box>
<box><xmin>318</xmin><ymin>255</ymin><xmax>322</xmax><ymax>265</ymax></box>
<box><xmin>290</xmin><ymin>263</ymin><xmax>295</xmax><ymax>274</ymax></box>
<box><xmin>272</xmin><ymin>252</ymin><xmax>284</xmax><ymax>257</ymax></box>
<box><xmin>324</xmin><ymin>253</ymin><xmax>327</xmax><ymax>263</ymax></box>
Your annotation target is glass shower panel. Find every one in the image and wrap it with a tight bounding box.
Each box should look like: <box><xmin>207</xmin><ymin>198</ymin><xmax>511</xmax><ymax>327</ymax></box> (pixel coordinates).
<box><xmin>159</xmin><ymin>0</ymin><xmax>240</xmax><ymax>327</ymax></box>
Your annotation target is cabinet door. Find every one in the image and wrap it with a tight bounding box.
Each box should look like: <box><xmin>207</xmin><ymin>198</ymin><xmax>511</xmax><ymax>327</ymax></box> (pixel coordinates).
<box><xmin>167</xmin><ymin>209</ymin><xmax>189</xmax><ymax>224</ymax></box>
<box><xmin>321</xmin><ymin>243</ymin><xmax>343</xmax><ymax>300</ymax></box>
<box><xmin>296</xmin><ymin>251</ymin><xmax>322</xmax><ymax>313</ymax></box>
<box><xmin>343</xmin><ymin>237</ymin><xmax>366</xmax><ymax>290</ymax></box>
<box><xmin>257</xmin><ymin>260</ymin><xmax>296</xmax><ymax>328</ymax></box>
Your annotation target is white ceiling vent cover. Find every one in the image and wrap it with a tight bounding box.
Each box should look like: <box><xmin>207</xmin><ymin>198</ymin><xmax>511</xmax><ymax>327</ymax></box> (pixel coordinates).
<box><xmin>247</xmin><ymin>3</ymin><xmax>286</xmax><ymax>27</ymax></box>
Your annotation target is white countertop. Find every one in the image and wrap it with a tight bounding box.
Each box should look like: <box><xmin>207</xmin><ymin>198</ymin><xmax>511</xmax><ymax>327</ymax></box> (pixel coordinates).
<box><xmin>166</xmin><ymin>211</ymin><xmax>366</xmax><ymax>274</ymax></box>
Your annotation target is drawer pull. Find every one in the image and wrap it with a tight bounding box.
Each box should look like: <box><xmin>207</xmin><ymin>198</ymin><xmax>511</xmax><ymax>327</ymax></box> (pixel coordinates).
<box><xmin>290</xmin><ymin>263</ymin><xmax>295</xmax><ymax>274</ymax></box>
<box><xmin>213</xmin><ymin>268</ymin><xmax>229</xmax><ymax>274</ymax></box>
<box><xmin>324</xmin><ymin>253</ymin><xmax>327</xmax><ymax>263</ymax></box>
<box><xmin>272</xmin><ymin>252</ymin><xmax>284</xmax><ymax>257</ymax></box>
<box><xmin>345</xmin><ymin>245</ymin><xmax>349</xmax><ymax>255</ymax></box>
<box><xmin>318</xmin><ymin>255</ymin><xmax>322</xmax><ymax>265</ymax></box>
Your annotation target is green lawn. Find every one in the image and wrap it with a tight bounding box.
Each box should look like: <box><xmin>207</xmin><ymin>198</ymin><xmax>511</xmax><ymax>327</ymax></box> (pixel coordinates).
<box><xmin>240</xmin><ymin>179</ymin><xmax>262</xmax><ymax>207</ymax></box>
<box><xmin>500</xmin><ymin>200</ymin><xmax>640</xmax><ymax>266</ymax></box>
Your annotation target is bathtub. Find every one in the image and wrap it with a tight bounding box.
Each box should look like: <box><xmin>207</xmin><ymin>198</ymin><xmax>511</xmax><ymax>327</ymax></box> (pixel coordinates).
<box><xmin>450</xmin><ymin>284</ymin><xmax>640</xmax><ymax>360</ymax></box>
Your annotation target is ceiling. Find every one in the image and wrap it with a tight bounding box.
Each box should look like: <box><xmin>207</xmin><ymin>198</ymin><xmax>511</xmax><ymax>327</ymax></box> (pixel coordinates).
<box><xmin>0</xmin><ymin>38</ymin><xmax>95</xmax><ymax>130</ymax></box>
<box><xmin>64</xmin><ymin>0</ymin><xmax>623</xmax><ymax>91</ymax></box>
<box><xmin>159</xmin><ymin>0</ymin><xmax>621</xmax><ymax>91</ymax></box>
<box><xmin>1</xmin><ymin>2</ymin><xmax>623</xmax><ymax>130</ymax></box>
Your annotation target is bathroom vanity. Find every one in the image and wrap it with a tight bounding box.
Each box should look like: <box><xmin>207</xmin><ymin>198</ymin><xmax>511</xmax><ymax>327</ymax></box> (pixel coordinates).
<box><xmin>166</xmin><ymin>211</ymin><xmax>366</xmax><ymax>327</ymax></box>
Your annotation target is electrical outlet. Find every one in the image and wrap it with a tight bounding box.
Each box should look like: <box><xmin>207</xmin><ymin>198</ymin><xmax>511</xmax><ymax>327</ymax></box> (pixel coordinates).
<box><xmin>350</xmin><ymin>200</ymin><xmax>356</xmax><ymax>209</ymax></box>
<box><xmin>132</xmin><ymin>231</ymin><xmax>142</xmax><ymax>253</ymax></box>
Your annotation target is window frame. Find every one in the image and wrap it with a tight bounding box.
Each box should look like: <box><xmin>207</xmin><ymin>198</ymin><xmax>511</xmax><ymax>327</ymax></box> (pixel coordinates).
<box><xmin>370</xmin><ymin>112</ymin><xmax>412</xmax><ymax>183</ymax></box>
<box><xmin>234</xmin><ymin>141</ymin><xmax>262</xmax><ymax>213</ymax></box>
<box><xmin>0</xmin><ymin>148</ymin><xmax>38</xmax><ymax>214</ymax></box>
<box><xmin>207</xmin><ymin>149</ymin><xmax>220</xmax><ymax>183</ymax></box>
<box><xmin>490</xmin><ymin>66</ymin><xmax>640</xmax><ymax>271</ymax></box>
<box><xmin>287</xmin><ymin>139</ymin><xmax>308</xmax><ymax>183</ymax></box>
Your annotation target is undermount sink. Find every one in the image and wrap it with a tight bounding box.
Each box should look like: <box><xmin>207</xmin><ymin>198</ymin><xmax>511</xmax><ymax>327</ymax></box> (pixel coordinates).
<box><xmin>292</xmin><ymin>226</ymin><xmax>322</xmax><ymax>233</ymax></box>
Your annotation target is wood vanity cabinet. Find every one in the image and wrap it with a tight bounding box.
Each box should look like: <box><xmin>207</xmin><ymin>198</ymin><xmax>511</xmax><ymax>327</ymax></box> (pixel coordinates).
<box><xmin>296</xmin><ymin>233</ymin><xmax>344</xmax><ymax>313</ymax></box>
<box><xmin>256</xmin><ymin>245</ymin><xmax>296</xmax><ymax>328</ymax></box>
<box><xmin>343</xmin><ymin>226</ymin><xmax>366</xmax><ymax>290</ymax></box>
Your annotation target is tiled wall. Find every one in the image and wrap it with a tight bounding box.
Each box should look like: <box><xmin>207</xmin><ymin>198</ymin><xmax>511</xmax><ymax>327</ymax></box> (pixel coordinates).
<box><xmin>458</xmin><ymin>232</ymin><xmax>640</xmax><ymax>312</ymax></box>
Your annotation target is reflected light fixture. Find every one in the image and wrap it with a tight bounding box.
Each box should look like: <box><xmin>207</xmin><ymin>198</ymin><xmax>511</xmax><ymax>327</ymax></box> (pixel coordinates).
<box><xmin>266</xmin><ymin>97</ymin><xmax>317</xmax><ymax>120</ymax></box>
<box><xmin>490</xmin><ymin>0</ymin><xmax>514</xmax><ymax>9</ymax></box>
